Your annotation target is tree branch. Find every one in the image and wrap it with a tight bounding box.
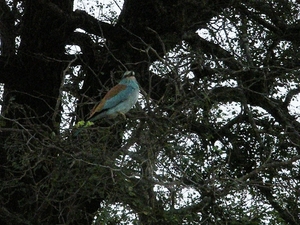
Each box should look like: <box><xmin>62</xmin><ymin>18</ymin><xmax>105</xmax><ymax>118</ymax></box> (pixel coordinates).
<box><xmin>259</xmin><ymin>184</ymin><xmax>300</xmax><ymax>225</ymax></box>
<box><xmin>183</xmin><ymin>32</ymin><xmax>243</xmax><ymax>71</ymax></box>
<box><xmin>71</xmin><ymin>10</ymin><xmax>129</xmax><ymax>43</ymax></box>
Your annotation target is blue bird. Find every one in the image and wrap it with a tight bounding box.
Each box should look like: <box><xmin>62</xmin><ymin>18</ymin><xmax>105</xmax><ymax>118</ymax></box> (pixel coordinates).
<box><xmin>87</xmin><ymin>71</ymin><xmax>139</xmax><ymax>122</ymax></box>
<box><xmin>73</xmin><ymin>71</ymin><xmax>139</xmax><ymax>136</ymax></box>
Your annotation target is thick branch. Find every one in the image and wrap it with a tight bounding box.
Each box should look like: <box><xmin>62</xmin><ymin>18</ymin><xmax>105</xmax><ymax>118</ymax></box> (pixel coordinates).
<box><xmin>184</xmin><ymin>32</ymin><xmax>243</xmax><ymax>71</ymax></box>
<box><xmin>71</xmin><ymin>10</ymin><xmax>129</xmax><ymax>43</ymax></box>
<box><xmin>67</xmin><ymin>32</ymin><xmax>96</xmax><ymax>62</ymax></box>
<box><xmin>238</xmin><ymin>3</ymin><xmax>283</xmax><ymax>35</ymax></box>
<box><xmin>259</xmin><ymin>185</ymin><xmax>300</xmax><ymax>225</ymax></box>
<box><xmin>284</xmin><ymin>87</ymin><xmax>300</xmax><ymax>108</ymax></box>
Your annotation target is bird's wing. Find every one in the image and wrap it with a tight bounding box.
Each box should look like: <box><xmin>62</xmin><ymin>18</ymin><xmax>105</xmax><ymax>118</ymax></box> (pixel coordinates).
<box><xmin>88</xmin><ymin>84</ymin><xmax>135</xmax><ymax>119</ymax></box>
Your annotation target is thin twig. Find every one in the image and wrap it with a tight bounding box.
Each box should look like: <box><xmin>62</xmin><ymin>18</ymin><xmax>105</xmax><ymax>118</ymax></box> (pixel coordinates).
<box><xmin>52</xmin><ymin>55</ymin><xmax>78</xmax><ymax>125</ymax></box>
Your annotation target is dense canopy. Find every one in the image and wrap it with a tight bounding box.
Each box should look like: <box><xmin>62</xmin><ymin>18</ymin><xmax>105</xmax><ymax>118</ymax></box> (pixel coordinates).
<box><xmin>1</xmin><ymin>0</ymin><xmax>300</xmax><ymax>224</ymax></box>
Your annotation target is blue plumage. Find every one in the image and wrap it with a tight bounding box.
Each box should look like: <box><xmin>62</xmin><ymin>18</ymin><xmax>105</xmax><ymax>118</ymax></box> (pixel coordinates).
<box><xmin>88</xmin><ymin>71</ymin><xmax>139</xmax><ymax>121</ymax></box>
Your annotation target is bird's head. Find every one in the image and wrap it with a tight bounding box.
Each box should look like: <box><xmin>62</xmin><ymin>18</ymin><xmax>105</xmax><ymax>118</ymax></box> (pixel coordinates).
<box><xmin>123</xmin><ymin>71</ymin><xmax>135</xmax><ymax>78</ymax></box>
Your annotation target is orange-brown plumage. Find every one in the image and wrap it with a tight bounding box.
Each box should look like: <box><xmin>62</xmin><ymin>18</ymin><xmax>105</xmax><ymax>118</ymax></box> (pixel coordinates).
<box><xmin>86</xmin><ymin>71</ymin><xmax>139</xmax><ymax>121</ymax></box>
<box><xmin>88</xmin><ymin>84</ymin><xmax>127</xmax><ymax>119</ymax></box>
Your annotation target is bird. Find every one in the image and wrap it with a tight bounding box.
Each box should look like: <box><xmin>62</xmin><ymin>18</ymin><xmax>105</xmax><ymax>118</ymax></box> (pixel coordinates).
<box><xmin>73</xmin><ymin>71</ymin><xmax>139</xmax><ymax>136</ymax></box>
<box><xmin>87</xmin><ymin>70</ymin><xmax>139</xmax><ymax>122</ymax></box>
